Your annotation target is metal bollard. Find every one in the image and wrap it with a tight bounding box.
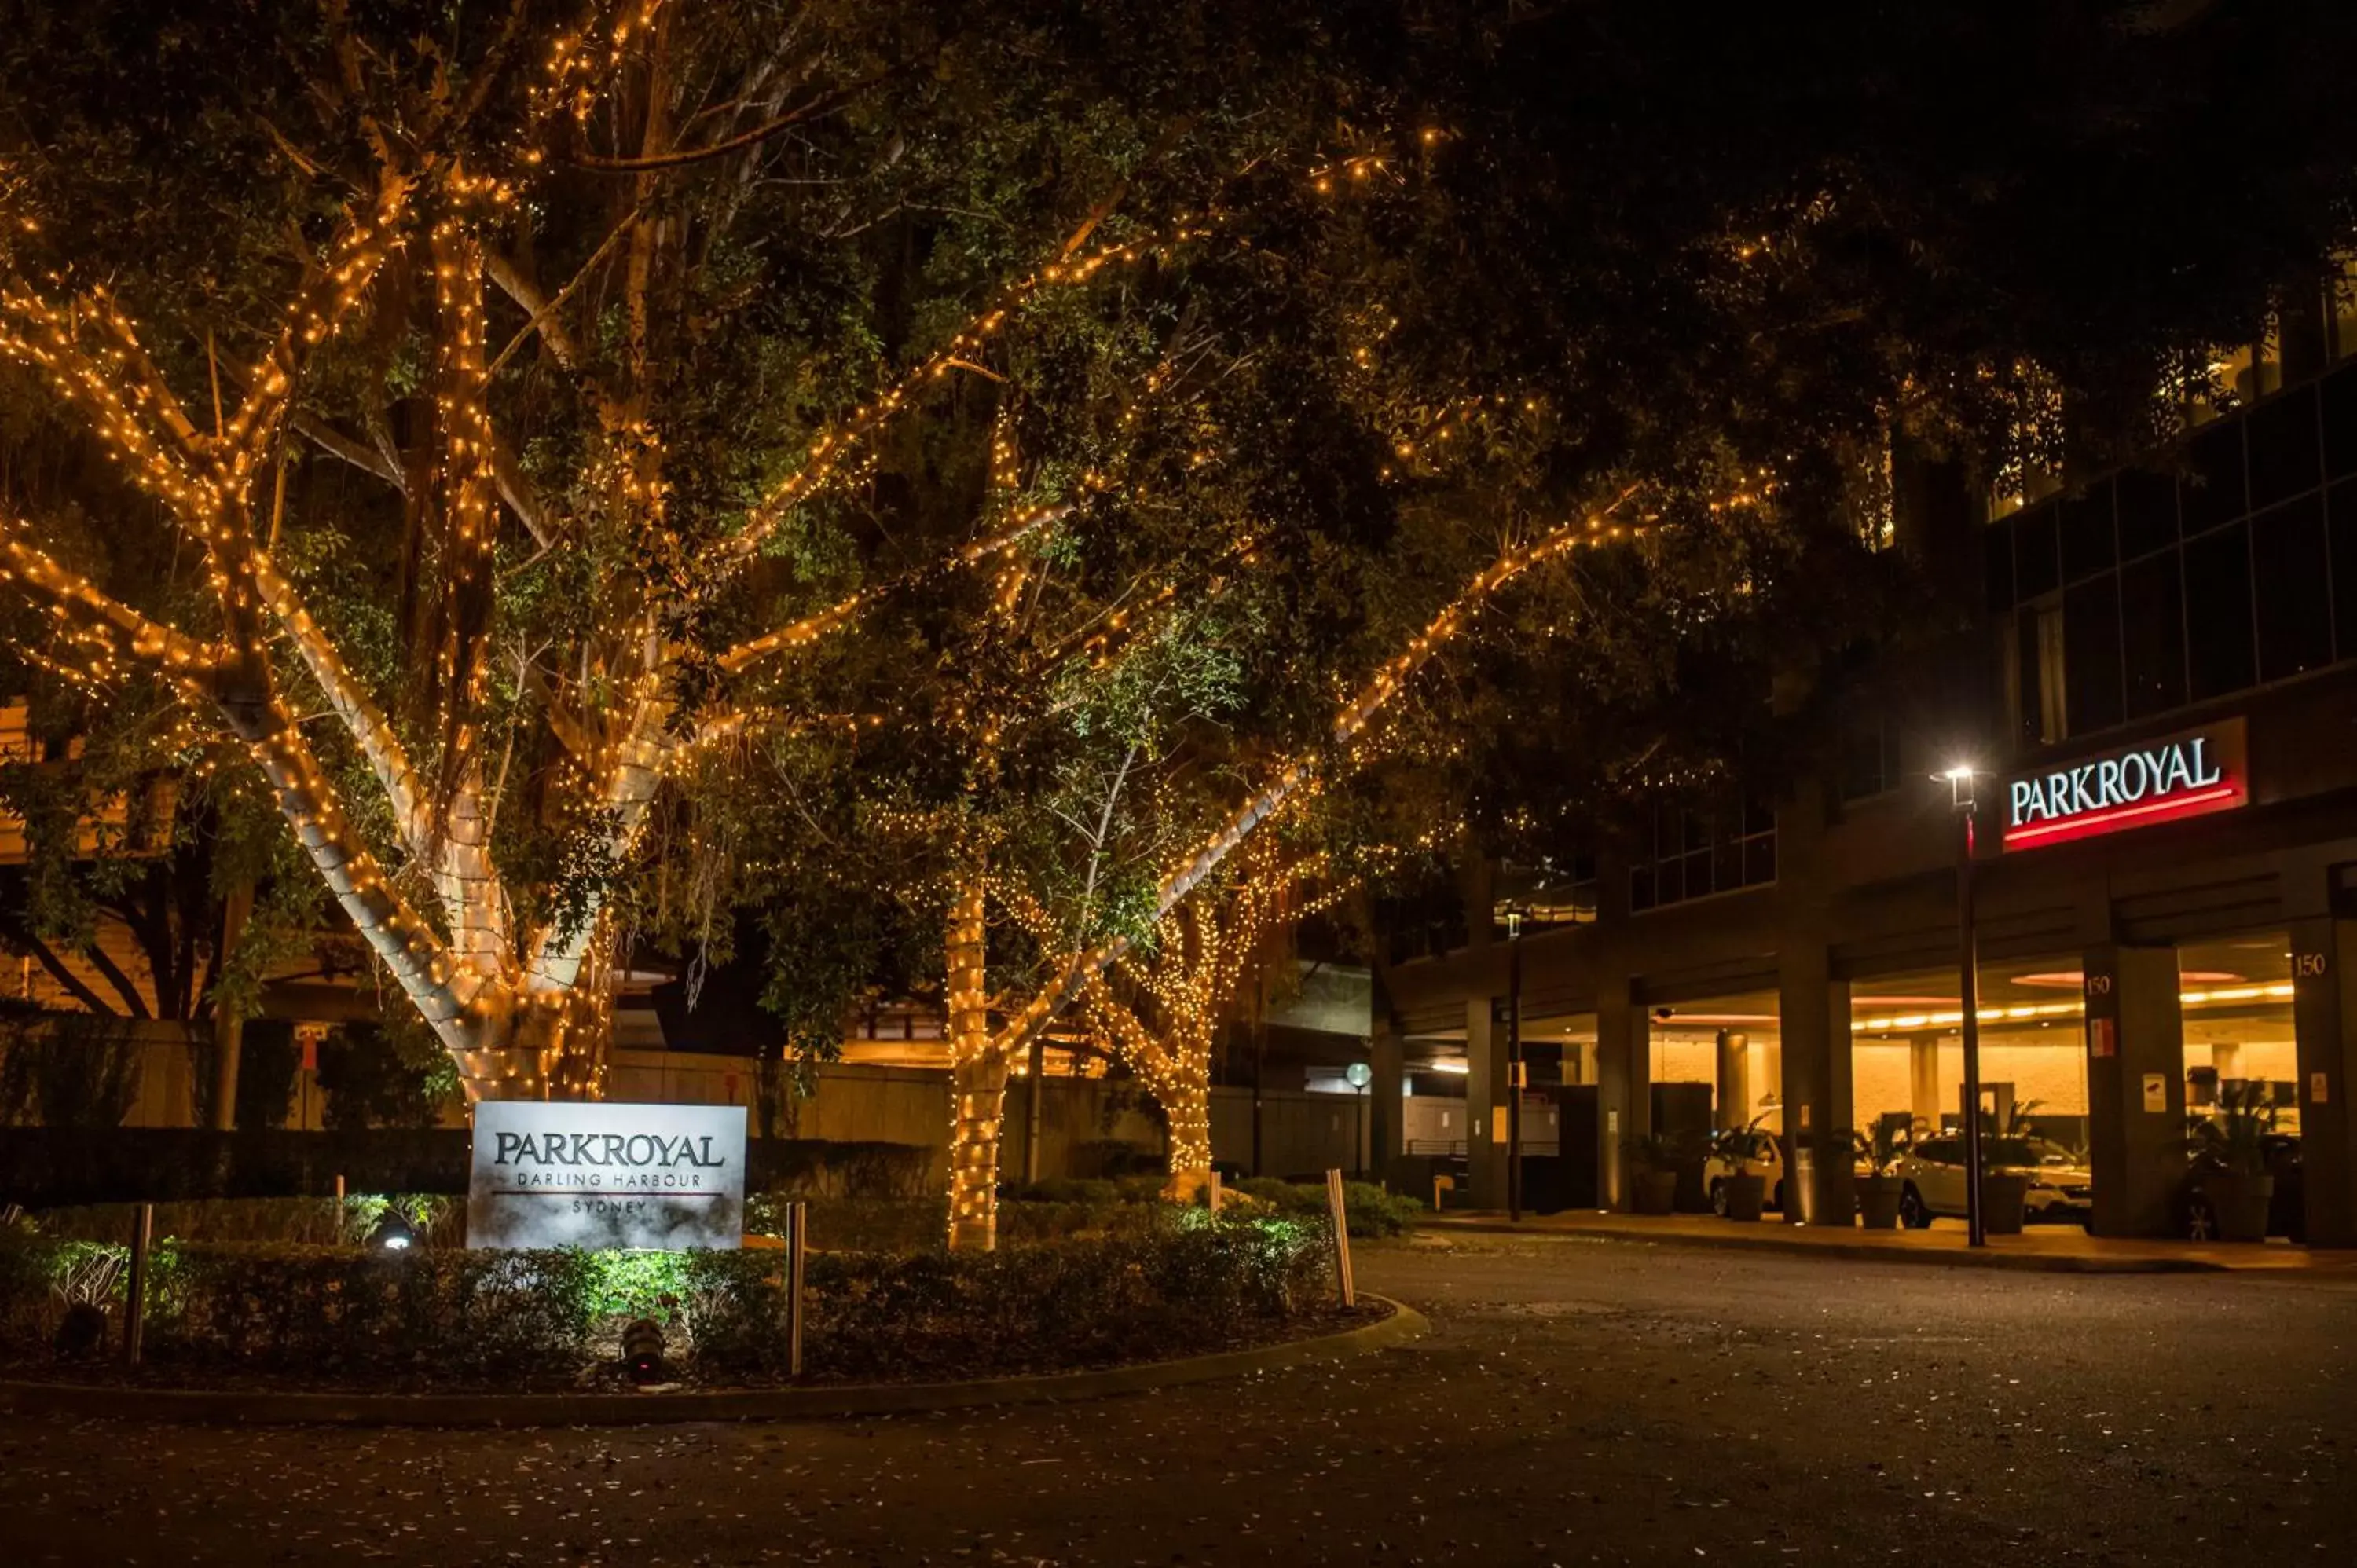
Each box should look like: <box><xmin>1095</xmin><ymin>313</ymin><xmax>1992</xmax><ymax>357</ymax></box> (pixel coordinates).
<box><xmin>786</xmin><ymin>1200</ymin><xmax>807</xmax><ymax>1379</ymax></box>
<box><xmin>123</xmin><ymin>1203</ymin><xmax>152</xmax><ymax>1366</ymax></box>
<box><xmin>1208</xmin><ymin>1171</ymin><xmax>1223</xmax><ymax>1214</ymax></box>
<box><xmin>1324</xmin><ymin>1168</ymin><xmax>1355</xmax><ymax>1309</ymax></box>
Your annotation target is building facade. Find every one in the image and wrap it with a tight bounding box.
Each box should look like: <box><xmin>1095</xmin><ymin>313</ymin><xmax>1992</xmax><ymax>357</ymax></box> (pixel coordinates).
<box><xmin>1372</xmin><ymin>322</ymin><xmax>2357</xmax><ymax>1247</ymax></box>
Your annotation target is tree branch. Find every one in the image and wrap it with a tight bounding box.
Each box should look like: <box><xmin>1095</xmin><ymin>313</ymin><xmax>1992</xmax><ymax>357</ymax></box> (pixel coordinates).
<box><xmin>570</xmin><ymin>59</ymin><xmax>915</xmax><ymax>173</ymax></box>
<box><xmin>0</xmin><ymin>527</ymin><xmax>222</xmax><ymax>691</ymax></box>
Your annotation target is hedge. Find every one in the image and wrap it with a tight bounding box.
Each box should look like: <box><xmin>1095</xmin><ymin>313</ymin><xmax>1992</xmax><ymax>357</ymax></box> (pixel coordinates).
<box><xmin>1231</xmin><ymin>1178</ymin><xmax>1425</xmax><ymax>1238</ymax></box>
<box><xmin>0</xmin><ymin>1209</ymin><xmax>1336</xmax><ymax>1385</ymax></box>
<box><xmin>0</xmin><ymin>1129</ymin><xmax>932</xmax><ymax>1207</ymax></box>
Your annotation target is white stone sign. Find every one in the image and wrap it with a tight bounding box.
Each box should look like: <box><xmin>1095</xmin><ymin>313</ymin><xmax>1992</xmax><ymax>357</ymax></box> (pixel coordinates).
<box><xmin>467</xmin><ymin>1101</ymin><xmax>746</xmax><ymax>1251</ymax></box>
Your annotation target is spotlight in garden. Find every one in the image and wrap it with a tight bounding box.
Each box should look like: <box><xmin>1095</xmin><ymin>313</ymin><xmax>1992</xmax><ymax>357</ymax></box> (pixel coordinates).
<box><xmin>622</xmin><ymin>1317</ymin><xmax>668</xmax><ymax>1383</ymax></box>
<box><xmin>367</xmin><ymin>1211</ymin><xmax>418</xmax><ymax>1253</ymax></box>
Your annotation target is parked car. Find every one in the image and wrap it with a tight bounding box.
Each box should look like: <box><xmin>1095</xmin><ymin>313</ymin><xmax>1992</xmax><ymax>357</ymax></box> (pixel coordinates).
<box><xmin>1893</xmin><ymin>1136</ymin><xmax>2092</xmax><ymax>1228</ymax></box>
<box><xmin>2176</xmin><ymin>1133</ymin><xmax>2304</xmax><ymax>1243</ymax></box>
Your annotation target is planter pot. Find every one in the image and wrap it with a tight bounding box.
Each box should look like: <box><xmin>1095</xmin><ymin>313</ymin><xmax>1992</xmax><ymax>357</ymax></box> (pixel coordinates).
<box><xmin>1857</xmin><ymin>1174</ymin><xmax>1904</xmax><ymax>1230</ymax></box>
<box><xmin>1633</xmin><ymin>1171</ymin><xmax>1679</xmax><ymax>1215</ymax></box>
<box><xmin>2205</xmin><ymin>1172</ymin><xmax>2275</xmax><ymax>1242</ymax></box>
<box><xmin>1720</xmin><ymin>1172</ymin><xmax>1767</xmax><ymax>1222</ymax></box>
<box><xmin>1980</xmin><ymin>1173</ymin><xmax>2029</xmax><ymax>1236</ymax></box>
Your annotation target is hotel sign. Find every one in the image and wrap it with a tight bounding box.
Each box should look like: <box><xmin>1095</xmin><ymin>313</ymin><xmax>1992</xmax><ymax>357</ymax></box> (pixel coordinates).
<box><xmin>468</xmin><ymin>1101</ymin><xmax>746</xmax><ymax>1251</ymax></box>
<box><xmin>2001</xmin><ymin>720</ymin><xmax>2246</xmax><ymax>851</ymax></box>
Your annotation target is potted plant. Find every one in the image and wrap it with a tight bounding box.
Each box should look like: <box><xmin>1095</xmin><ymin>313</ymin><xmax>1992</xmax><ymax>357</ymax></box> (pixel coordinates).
<box><xmin>1622</xmin><ymin>1130</ymin><xmax>1694</xmax><ymax>1215</ymax></box>
<box><xmin>2186</xmin><ymin>1089</ymin><xmax>2278</xmax><ymax>1242</ymax></box>
<box><xmin>1709</xmin><ymin>1115</ymin><xmax>1776</xmax><ymax>1222</ymax></box>
<box><xmin>1851</xmin><ymin>1122</ymin><xmax>1908</xmax><ymax>1229</ymax></box>
<box><xmin>1978</xmin><ymin>1164</ymin><xmax>2030</xmax><ymax>1235</ymax></box>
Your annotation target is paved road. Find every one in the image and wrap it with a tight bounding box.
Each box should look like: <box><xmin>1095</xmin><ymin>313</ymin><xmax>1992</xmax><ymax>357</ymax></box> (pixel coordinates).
<box><xmin>6</xmin><ymin>1233</ymin><xmax>2354</xmax><ymax>1566</ymax></box>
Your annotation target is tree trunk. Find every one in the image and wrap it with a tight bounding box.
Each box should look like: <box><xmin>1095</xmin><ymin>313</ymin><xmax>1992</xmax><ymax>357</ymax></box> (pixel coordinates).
<box><xmin>1160</xmin><ymin>1059</ymin><xmax>1214</xmax><ymax>1203</ymax></box>
<box><xmin>944</xmin><ymin>873</ymin><xmax>1004</xmax><ymax>1251</ymax></box>
<box><xmin>207</xmin><ymin>881</ymin><xmax>254</xmax><ymax>1132</ymax></box>
<box><xmin>948</xmin><ymin>1050</ymin><xmax>1011</xmax><ymax>1252</ymax></box>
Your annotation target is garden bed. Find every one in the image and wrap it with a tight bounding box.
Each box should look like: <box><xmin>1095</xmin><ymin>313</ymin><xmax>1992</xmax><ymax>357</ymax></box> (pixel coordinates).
<box><xmin>0</xmin><ymin>1207</ymin><xmax>1348</xmax><ymax>1394</ymax></box>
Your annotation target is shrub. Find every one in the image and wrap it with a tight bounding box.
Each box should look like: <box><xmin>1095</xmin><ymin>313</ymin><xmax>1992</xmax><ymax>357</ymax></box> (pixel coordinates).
<box><xmin>0</xmin><ymin>1210</ymin><xmax>1337</xmax><ymax>1386</ymax></box>
<box><xmin>1233</xmin><ymin>1178</ymin><xmax>1422</xmax><ymax>1238</ymax></box>
<box><xmin>30</xmin><ymin>1195</ymin><xmax>462</xmax><ymax>1249</ymax></box>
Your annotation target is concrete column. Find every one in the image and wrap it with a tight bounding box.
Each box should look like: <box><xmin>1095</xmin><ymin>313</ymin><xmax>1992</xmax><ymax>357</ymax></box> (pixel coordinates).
<box><xmin>1714</xmin><ymin>1030</ymin><xmax>1750</xmax><ymax>1129</ymax></box>
<box><xmin>2289</xmin><ymin>917</ymin><xmax>2357</xmax><ymax>1247</ymax></box>
<box><xmin>1908</xmin><ymin>1032</ymin><xmax>1943</xmax><ymax>1133</ymax></box>
<box><xmin>1465</xmin><ymin>995</ymin><xmax>1509</xmax><ymax>1209</ymax></box>
<box><xmin>2083</xmin><ymin>943</ymin><xmax>2185</xmax><ymax>1239</ymax></box>
<box><xmin>1594</xmin><ymin>979</ymin><xmax>1651</xmax><ymax>1211</ymax></box>
<box><xmin>1777</xmin><ymin>943</ymin><xmax>1854</xmax><ymax>1226</ymax></box>
<box><xmin>1369</xmin><ymin>1010</ymin><xmax>1406</xmax><ymax>1172</ymax></box>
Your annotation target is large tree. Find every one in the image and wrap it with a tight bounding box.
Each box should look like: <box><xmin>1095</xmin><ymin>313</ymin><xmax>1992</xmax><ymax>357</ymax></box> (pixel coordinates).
<box><xmin>0</xmin><ymin>0</ymin><xmax>1382</xmax><ymax>1107</ymax></box>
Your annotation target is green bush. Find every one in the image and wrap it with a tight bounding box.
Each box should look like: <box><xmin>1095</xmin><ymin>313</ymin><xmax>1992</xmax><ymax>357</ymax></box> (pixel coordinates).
<box><xmin>1232</xmin><ymin>1178</ymin><xmax>1423</xmax><ymax>1238</ymax></box>
<box><xmin>0</xmin><ymin>1209</ymin><xmax>1337</xmax><ymax>1385</ymax></box>
<box><xmin>31</xmin><ymin>1195</ymin><xmax>461</xmax><ymax>1249</ymax></box>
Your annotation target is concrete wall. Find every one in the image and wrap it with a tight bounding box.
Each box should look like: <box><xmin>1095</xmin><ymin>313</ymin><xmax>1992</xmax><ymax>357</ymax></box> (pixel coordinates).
<box><xmin>84</xmin><ymin>1043</ymin><xmax>1171</xmax><ymax>1186</ymax></box>
<box><xmin>1208</xmin><ymin>1086</ymin><xmax>1370</xmax><ymax>1178</ymax></box>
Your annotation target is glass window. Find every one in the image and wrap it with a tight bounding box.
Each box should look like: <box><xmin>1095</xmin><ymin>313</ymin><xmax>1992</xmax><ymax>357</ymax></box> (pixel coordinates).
<box><xmin>2184</xmin><ymin>522</ymin><xmax>2257</xmax><ymax>699</ymax></box>
<box><xmin>2058</xmin><ymin>482</ymin><xmax>2116</xmax><ymax>582</ymax></box>
<box><xmin>2246</xmin><ymin>386</ymin><xmax>2321</xmax><ymax>510</ymax></box>
<box><xmin>2181</xmin><ymin>420</ymin><xmax>2248</xmax><ymax>533</ymax></box>
<box><xmin>1984</xmin><ymin>523</ymin><xmax>2015</xmax><ymax>612</ymax></box>
<box><xmin>2014</xmin><ymin>503</ymin><xmax>2060</xmax><ymax>599</ymax></box>
<box><xmin>2252</xmin><ymin>495</ymin><xmax>2333</xmax><ymax>682</ymax></box>
<box><xmin>2120</xmin><ymin>551</ymin><xmax>2188</xmax><ymax>720</ymax></box>
<box><xmin>2326</xmin><ymin>361</ymin><xmax>2357</xmax><ymax>478</ymax></box>
<box><xmin>2116</xmin><ymin>467</ymin><xmax>2179</xmax><ymax>559</ymax></box>
<box><xmin>2330</xmin><ymin>478</ymin><xmax>2357</xmax><ymax>662</ymax></box>
<box><xmin>2063</xmin><ymin>576</ymin><xmax>2124</xmax><ymax>734</ymax></box>
<box><xmin>1629</xmin><ymin>804</ymin><xmax>1773</xmax><ymax>913</ymax></box>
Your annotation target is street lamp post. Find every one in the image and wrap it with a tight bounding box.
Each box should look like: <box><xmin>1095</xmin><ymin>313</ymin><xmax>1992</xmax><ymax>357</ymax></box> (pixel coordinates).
<box><xmin>1944</xmin><ymin>764</ymin><xmax>1988</xmax><ymax>1248</ymax></box>
<box><xmin>1344</xmin><ymin>1060</ymin><xmax>1373</xmax><ymax>1179</ymax></box>
<box><xmin>1505</xmin><ymin>907</ymin><xmax>1524</xmax><ymax>1224</ymax></box>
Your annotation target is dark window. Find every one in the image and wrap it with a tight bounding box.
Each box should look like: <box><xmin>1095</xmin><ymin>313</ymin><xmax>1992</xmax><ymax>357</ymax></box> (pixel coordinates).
<box><xmin>2014</xmin><ymin>503</ymin><xmax>2060</xmax><ymax>599</ymax></box>
<box><xmin>2184</xmin><ymin>522</ymin><xmax>2256</xmax><ymax>699</ymax></box>
<box><xmin>2015</xmin><ymin>606</ymin><xmax>2046</xmax><ymax>747</ymax></box>
<box><xmin>2181</xmin><ymin>420</ymin><xmax>2247</xmax><ymax>533</ymax></box>
<box><xmin>2252</xmin><ymin>494</ymin><xmax>2333</xmax><ymax>682</ymax></box>
<box><xmin>1984</xmin><ymin>523</ymin><xmax>2014</xmax><ymax>612</ymax></box>
<box><xmin>2119</xmin><ymin>551</ymin><xmax>2188</xmax><ymax>720</ymax></box>
<box><xmin>2115</xmin><ymin>467</ymin><xmax>2179</xmax><ymax>559</ymax></box>
<box><xmin>2246</xmin><ymin>387</ymin><xmax>2321</xmax><ymax>509</ymax></box>
<box><xmin>1839</xmin><ymin>721</ymin><xmax>1904</xmax><ymax>802</ymax></box>
<box><xmin>1629</xmin><ymin>806</ymin><xmax>1773</xmax><ymax>913</ymax></box>
<box><xmin>2323</xmin><ymin>360</ymin><xmax>2357</xmax><ymax>479</ymax></box>
<box><xmin>2062</xmin><ymin>575</ymin><xmax>2124</xmax><ymax>733</ymax></box>
<box><xmin>1917</xmin><ymin>1139</ymin><xmax>1961</xmax><ymax>1164</ymax></box>
<box><xmin>2333</xmin><ymin>478</ymin><xmax>2357</xmax><ymax>662</ymax></box>
<box><xmin>2058</xmin><ymin>482</ymin><xmax>2116</xmax><ymax>581</ymax></box>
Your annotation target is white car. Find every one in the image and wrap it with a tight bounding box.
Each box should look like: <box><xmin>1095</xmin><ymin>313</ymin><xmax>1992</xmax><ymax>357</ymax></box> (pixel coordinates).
<box><xmin>1893</xmin><ymin>1135</ymin><xmax>2092</xmax><ymax>1228</ymax></box>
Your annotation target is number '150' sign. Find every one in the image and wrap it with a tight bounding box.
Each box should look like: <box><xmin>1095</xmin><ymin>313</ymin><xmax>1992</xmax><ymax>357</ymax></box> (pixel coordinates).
<box><xmin>2001</xmin><ymin>720</ymin><xmax>2247</xmax><ymax>852</ymax></box>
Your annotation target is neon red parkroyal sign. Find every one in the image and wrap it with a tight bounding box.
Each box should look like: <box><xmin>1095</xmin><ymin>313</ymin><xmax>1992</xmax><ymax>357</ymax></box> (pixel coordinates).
<box><xmin>2000</xmin><ymin>719</ymin><xmax>2248</xmax><ymax>852</ymax></box>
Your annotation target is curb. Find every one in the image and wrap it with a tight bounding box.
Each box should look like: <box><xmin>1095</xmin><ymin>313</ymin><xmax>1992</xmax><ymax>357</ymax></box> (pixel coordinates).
<box><xmin>0</xmin><ymin>1295</ymin><xmax>1428</xmax><ymax>1428</ymax></box>
<box><xmin>1422</xmin><ymin>1220</ymin><xmax>2227</xmax><ymax>1274</ymax></box>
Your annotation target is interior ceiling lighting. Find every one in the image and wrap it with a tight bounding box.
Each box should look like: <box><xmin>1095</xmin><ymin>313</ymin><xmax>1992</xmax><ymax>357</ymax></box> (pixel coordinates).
<box><xmin>2014</xmin><ymin>969</ymin><xmax>2245</xmax><ymax>990</ymax></box>
<box><xmin>1849</xmin><ymin>982</ymin><xmax>2293</xmax><ymax>1035</ymax></box>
